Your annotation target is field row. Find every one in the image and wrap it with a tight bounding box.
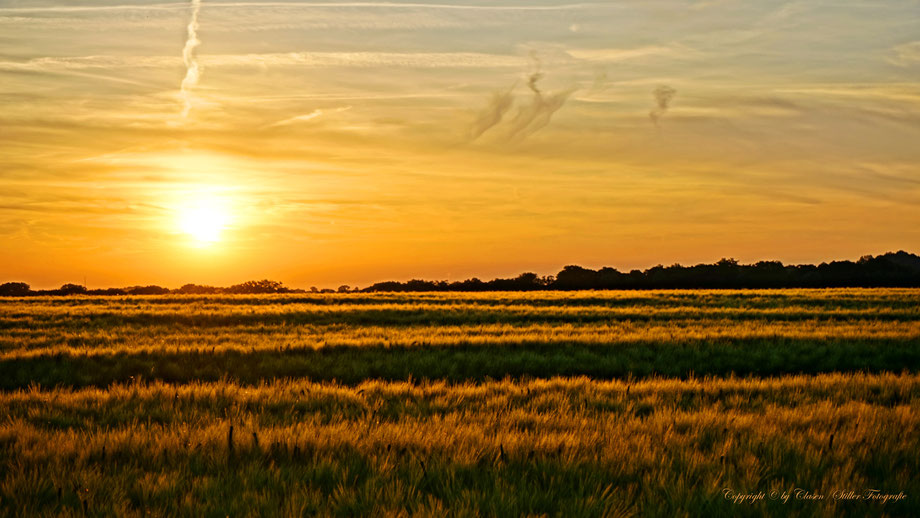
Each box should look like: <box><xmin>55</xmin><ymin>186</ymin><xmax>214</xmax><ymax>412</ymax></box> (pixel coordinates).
<box><xmin>3</xmin><ymin>319</ymin><xmax>919</xmax><ymax>356</ymax></box>
<box><xmin>4</xmin><ymin>289</ymin><xmax>918</xmax><ymax>309</ymax></box>
<box><xmin>3</xmin><ymin>335</ymin><xmax>919</xmax><ymax>390</ymax></box>
<box><xmin>5</xmin><ymin>302</ymin><xmax>920</xmax><ymax>324</ymax></box>
<box><xmin>2</xmin><ymin>291</ymin><xmax>920</xmax><ymax>389</ymax></box>
<box><xmin>4</xmin><ymin>309</ymin><xmax>920</xmax><ymax>336</ymax></box>
<box><xmin>1</xmin><ymin>374</ymin><xmax>916</xmax><ymax>517</ymax></box>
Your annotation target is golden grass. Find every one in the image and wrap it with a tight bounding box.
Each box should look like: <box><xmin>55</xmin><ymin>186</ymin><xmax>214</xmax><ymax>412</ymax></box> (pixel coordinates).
<box><xmin>1</xmin><ymin>373</ymin><xmax>917</xmax><ymax>517</ymax></box>
<box><xmin>1</xmin><ymin>289</ymin><xmax>918</xmax><ymax>515</ymax></box>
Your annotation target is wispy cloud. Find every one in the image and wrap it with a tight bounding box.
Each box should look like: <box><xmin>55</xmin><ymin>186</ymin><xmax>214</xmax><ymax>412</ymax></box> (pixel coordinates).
<box><xmin>888</xmin><ymin>41</ymin><xmax>920</xmax><ymax>67</ymax></box>
<box><xmin>566</xmin><ymin>45</ymin><xmax>683</xmax><ymax>62</ymax></box>
<box><xmin>0</xmin><ymin>52</ymin><xmax>524</xmax><ymax>71</ymax></box>
<box><xmin>649</xmin><ymin>85</ymin><xmax>677</xmax><ymax>127</ymax></box>
<box><xmin>468</xmin><ymin>85</ymin><xmax>515</xmax><ymax>140</ymax></box>
<box><xmin>506</xmin><ymin>77</ymin><xmax>575</xmax><ymax>141</ymax></box>
<box><xmin>0</xmin><ymin>56</ymin><xmax>173</xmax><ymax>71</ymax></box>
<box><xmin>263</xmin><ymin>106</ymin><xmax>352</xmax><ymax>128</ymax></box>
<box><xmin>775</xmin><ymin>84</ymin><xmax>920</xmax><ymax>103</ymax></box>
<box><xmin>467</xmin><ymin>53</ymin><xmax>576</xmax><ymax>142</ymax></box>
<box><xmin>0</xmin><ymin>2</ymin><xmax>601</xmax><ymax>13</ymax></box>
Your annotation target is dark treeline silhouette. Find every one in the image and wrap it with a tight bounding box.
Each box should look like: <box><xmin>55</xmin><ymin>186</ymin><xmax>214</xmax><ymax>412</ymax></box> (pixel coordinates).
<box><xmin>0</xmin><ymin>279</ymin><xmax>307</xmax><ymax>297</ymax></box>
<box><xmin>2</xmin><ymin>251</ymin><xmax>920</xmax><ymax>296</ymax></box>
<box><xmin>363</xmin><ymin>251</ymin><xmax>920</xmax><ymax>292</ymax></box>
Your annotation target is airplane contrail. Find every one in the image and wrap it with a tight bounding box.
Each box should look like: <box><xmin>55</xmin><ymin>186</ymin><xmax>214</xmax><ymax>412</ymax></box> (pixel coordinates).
<box><xmin>180</xmin><ymin>0</ymin><xmax>202</xmax><ymax>117</ymax></box>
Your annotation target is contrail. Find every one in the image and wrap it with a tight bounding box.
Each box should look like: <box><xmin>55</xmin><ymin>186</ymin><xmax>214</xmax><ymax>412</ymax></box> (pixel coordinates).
<box><xmin>649</xmin><ymin>85</ymin><xmax>676</xmax><ymax>127</ymax></box>
<box><xmin>180</xmin><ymin>0</ymin><xmax>202</xmax><ymax>117</ymax></box>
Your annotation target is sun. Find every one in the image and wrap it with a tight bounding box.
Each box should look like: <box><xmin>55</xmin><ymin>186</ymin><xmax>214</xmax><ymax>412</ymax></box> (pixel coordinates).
<box><xmin>177</xmin><ymin>195</ymin><xmax>230</xmax><ymax>245</ymax></box>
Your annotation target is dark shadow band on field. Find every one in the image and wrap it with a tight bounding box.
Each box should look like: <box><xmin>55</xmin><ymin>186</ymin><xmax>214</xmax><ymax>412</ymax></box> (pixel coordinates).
<box><xmin>2</xmin><ymin>337</ymin><xmax>919</xmax><ymax>390</ymax></box>
<box><xmin>4</xmin><ymin>309</ymin><xmax>919</xmax><ymax>332</ymax></box>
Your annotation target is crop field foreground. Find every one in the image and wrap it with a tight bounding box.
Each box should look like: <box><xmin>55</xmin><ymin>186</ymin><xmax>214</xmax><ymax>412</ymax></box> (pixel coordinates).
<box><xmin>1</xmin><ymin>289</ymin><xmax>918</xmax><ymax>516</ymax></box>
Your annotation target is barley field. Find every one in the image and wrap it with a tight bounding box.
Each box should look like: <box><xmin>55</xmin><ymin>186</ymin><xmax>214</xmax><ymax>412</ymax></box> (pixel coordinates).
<box><xmin>1</xmin><ymin>289</ymin><xmax>918</xmax><ymax>516</ymax></box>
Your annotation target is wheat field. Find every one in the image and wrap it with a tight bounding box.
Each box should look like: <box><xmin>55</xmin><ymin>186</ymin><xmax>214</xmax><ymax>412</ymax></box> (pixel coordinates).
<box><xmin>1</xmin><ymin>289</ymin><xmax>918</xmax><ymax>516</ymax></box>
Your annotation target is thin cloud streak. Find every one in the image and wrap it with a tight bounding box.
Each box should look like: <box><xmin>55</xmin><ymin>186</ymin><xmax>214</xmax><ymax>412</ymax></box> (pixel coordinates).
<box><xmin>566</xmin><ymin>45</ymin><xmax>681</xmax><ymax>62</ymax></box>
<box><xmin>0</xmin><ymin>2</ymin><xmax>602</xmax><ymax>13</ymax></box>
<box><xmin>0</xmin><ymin>52</ymin><xmax>525</xmax><ymax>71</ymax></box>
<box><xmin>263</xmin><ymin>106</ymin><xmax>352</xmax><ymax>128</ymax></box>
<box><xmin>887</xmin><ymin>41</ymin><xmax>920</xmax><ymax>67</ymax></box>
<box><xmin>180</xmin><ymin>0</ymin><xmax>202</xmax><ymax>118</ymax></box>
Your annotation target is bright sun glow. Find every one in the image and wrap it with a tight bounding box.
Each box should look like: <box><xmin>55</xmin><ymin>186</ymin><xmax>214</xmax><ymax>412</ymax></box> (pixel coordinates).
<box><xmin>177</xmin><ymin>195</ymin><xmax>231</xmax><ymax>245</ymax></box>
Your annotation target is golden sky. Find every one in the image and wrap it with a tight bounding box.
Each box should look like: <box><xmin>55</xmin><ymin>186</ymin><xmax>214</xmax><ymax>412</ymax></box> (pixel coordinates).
<box><xmin>1</xmin><ymin>0</ymin><xmax>919</xmax><ymax>288</ymax></box>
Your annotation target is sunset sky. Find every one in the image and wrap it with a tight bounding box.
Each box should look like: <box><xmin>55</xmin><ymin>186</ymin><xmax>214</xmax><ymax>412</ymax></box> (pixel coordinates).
<box><xmin>1</xmin><ymin>0</ymin><xmax>919</xmax><ymax>288</ymax></box>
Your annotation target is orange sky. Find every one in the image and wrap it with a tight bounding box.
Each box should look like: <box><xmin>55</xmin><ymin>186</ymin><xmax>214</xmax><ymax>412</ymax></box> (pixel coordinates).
<box><xmin>1</xmin><ymin>1</ymin><xmax>919</xmax><ymax>289</ymax></box>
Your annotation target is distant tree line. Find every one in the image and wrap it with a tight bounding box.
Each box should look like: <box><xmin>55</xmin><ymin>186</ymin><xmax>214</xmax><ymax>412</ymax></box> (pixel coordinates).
<box><xmin>0</xmin><ymin>279</ymin><xmax>313</xmax><ymax>297</ymax></box>
<box><xmin>363</xmin><ymin>251</ymin><xmax>920</xmax><ymax>291</ymax></box>
<box><xmin>2</xmin><ymin>251</ymin><xmax>920</xmax><ymax>296</ymax></box>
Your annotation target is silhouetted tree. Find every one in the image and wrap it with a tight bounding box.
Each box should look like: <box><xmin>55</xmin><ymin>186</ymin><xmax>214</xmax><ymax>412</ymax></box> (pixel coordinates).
<box><xmin>58</xmin><ymin>283</ymin><xmax>87</xmax><ymax>295</ymax></box>
<box><xmin>226</xmin><ymin>280</ymin><xmax>288</xmax><ymax>294</ymax></box>
<box><xmin>176</xmin><ymin>284</ymin><xmax>221</xmax><ymax>294</ymax></box>
<box><xmin>554</xmin><ymin>265</ymin><xmax>599</xmax><ymax>290</ymax></box>
<box><xmin>87</xmin><ymin>288</ymin><xmax>127</xmax><ymax>296</ymax></box>
<box><xmin>448</xmin><ymin>277</ymin><xmax>486</xmax><ymax>291</ymax></box>
<box><xmin>0</xmin><ymin>282</ymin><xmax>30</xmax><ymax>296</ymax></box>
<box><xmin>485</xmin><ymin>272</ymin><xmax>546</xmax><ymax>291</ymax></box>
<box><xmin>125</xmin><ymin>285</ymin><xmax>170</xmax><ymax>295</ymax></box>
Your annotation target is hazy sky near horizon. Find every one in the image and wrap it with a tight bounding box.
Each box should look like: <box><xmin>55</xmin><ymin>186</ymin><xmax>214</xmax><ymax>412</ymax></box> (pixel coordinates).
<box><xmin>1</xmin><ymin>0</ymin><xmax>919</xmax><ymax>288</ymax></box>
